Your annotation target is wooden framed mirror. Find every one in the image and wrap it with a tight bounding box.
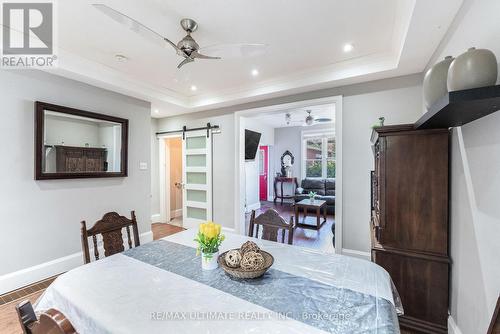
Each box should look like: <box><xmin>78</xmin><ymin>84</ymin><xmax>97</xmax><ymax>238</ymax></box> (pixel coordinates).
<box><xmin>280</xmin><ymin>150</ymin><xmax>294</xmax><ymax>176</ymax></box>
<box><xmin>35</xmin><ymin>101</ymin><xmax>128</xmax><ymax>180</ymax></box>
<box><xmin>488</xmin><ymin>296</ymin><xmax>500</xmax><ymax>334</ymax></box>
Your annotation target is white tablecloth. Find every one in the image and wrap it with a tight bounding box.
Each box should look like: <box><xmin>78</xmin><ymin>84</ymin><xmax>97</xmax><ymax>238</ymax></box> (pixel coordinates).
<box><xmin>35</xmin><ymin>229</ymin><xmax>398</xmax><ymax>334</ymax></box>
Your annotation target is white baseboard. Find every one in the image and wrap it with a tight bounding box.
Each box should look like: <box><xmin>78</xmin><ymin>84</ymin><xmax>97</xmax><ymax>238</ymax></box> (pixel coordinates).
<box><xmin>448</xmin><ymin>315</ymin><xmax>463</xmax><ymax>334</ymax></box>
<box><xmin>245</xmin><ymin>202</ymin><xmax>261</xmax><ymax>213</ymax></box>
<box><xmin>171</xmin><ymin>209</ymin><xmax>182</xmax><ymax>218</ymax></box>
<box><xmin>140</xmin><ymin>231</ymin><xmax>153</xmax><ymax>243</ymax></box>
<box><xmin>151</xmin><ymin>214</ymin><xmax>162</xmax><ymax>223</ymax></box>
<box><xmin>341</xmin><ymin>248</ymin><xmax>371</xmax><ymax>260</ymax></box>
<box><xmin>0</xmin><ymin>231</ymin><xmax>153</xmax><ymax>295</ymax></box>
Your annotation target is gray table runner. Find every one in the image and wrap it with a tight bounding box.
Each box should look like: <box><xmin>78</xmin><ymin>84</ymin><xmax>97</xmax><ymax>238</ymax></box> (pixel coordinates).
<box><xmin>124</xmin><ymin>240</ymin><xmax>399</xmax><ymax>334</ymax></box>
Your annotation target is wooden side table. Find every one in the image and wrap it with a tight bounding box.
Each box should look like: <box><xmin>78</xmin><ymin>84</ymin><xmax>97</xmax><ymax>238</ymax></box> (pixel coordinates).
<box><xmin>295</xmin><ymin>199</ymin><xmax>327</xmax><ymax>230</ymax></box>
<box><xmin>273</xmin><ymin>176</ymin><xmax>299</xmax><ymax>205</ymax></box>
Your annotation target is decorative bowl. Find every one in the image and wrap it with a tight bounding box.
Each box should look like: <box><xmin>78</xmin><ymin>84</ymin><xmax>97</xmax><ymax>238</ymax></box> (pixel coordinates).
<box><xmin>218</xmin><ymin>249</ymin><xmax>274</xmax><ymax>279</ymax></box>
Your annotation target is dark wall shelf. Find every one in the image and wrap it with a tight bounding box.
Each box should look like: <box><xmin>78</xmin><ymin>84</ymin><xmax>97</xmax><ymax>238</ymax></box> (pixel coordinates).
<box><xmin>415</xmin><ymin>85</ymin><xmax>500</xmax><ymax>129</ymax></box>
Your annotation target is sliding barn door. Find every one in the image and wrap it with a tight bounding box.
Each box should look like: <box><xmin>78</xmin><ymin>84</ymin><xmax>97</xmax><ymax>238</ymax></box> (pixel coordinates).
<box><xmin>182</xmin><ymin>130</ymin><xmax>212</xmax><ymax>229</ymax></box>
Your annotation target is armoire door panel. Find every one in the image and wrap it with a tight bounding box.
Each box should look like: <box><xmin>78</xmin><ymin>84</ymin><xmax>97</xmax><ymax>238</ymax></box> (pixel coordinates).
<box><xmin>380</xmin><ymin>132</ymin><xmax>449</xmax><ymax>255</ymax></box>
<box><xmin>372</xmin><ymin>249</ymin><xmax>449</xmax><ymax>329</ymax></box>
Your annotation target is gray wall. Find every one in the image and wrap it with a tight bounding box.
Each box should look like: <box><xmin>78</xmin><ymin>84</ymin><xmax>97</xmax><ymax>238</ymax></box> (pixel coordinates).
<box><xmin>153</xmin><ymin>74</ymin><xmax>423</xmax><ymax>252</ymax></box>
<box><xmin>0</xmin><ymin>70</ymin><xmax>151</xmax><ymax>276</ymax></box>
<box><xmin>341</xmin><ymin>81</ymin><xmax>422</xmax><ymax>252</ymax></box>
<box><xmin>428</xmin><ymin>0</ymin><xmax>500</xmax><ymax>332</ymax></box>
<box><xmin>242</xmin><ymin>117</ymin><xmax>275</xmax><ymax>209</ymax></box>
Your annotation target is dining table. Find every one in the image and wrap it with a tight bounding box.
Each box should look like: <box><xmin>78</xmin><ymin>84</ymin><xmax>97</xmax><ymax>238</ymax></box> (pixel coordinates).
<box><xmin>35</xmin><ymin>228</ymin><xmax>403</xmax><ymax>333</ymax></box>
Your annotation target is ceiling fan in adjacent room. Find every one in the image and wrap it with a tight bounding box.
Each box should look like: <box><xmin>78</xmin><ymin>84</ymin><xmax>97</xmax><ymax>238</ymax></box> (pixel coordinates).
<box><xmin>304</xmin><ymin>110</ymin><xmax>332</xmax><ymax>126</ymax></box>
<box><xmin>284</xmin><ymin>110</ymin><xmax>333</xmax><ymax>126</ymax></box>
<box><xmin>93</xmin><ymin>4</ymin><xmax>267</xmax><ymax>69</ymax></box>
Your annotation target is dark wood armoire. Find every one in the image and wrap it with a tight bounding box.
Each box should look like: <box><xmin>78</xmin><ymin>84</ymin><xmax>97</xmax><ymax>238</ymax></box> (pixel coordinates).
<box><xmin>370</xmin><ymin>124</ymin><xmax>450</xmax><ymax>334</ymax></box>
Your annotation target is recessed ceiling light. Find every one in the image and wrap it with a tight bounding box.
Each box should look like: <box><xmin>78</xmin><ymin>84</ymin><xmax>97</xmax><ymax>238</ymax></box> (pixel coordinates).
<box><xmin>190</xmin><ymin>85</ymin><xmax>197</xmax><ymax>91</ymax></box>
<box><xmin>154</xmin><ymin>109</ymin><xmax>159</xmax><ymax>114</ymax></box>
<box><xmin>115</xmin><ymin>54</ymin><xmax>128</xmax><ymax>62</ymax></box>
<box><xmin>343</xmin><ymin>43</ymin><xmax>354</xmax><ymax>53</ymax></box>
<box><xmin>251</xmin><ymin>69</ymin><xmax>259</xmax><ymax>77</ymax></box>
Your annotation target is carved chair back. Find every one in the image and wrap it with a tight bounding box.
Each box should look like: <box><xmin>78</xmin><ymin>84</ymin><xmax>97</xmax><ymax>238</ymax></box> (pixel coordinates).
<box><xmin>16</xmin><ymin>300</ymin><xmax>76</xmax><ymax>334</ymax></box>
<box><xmin>248</xmin><ymin>209</ymin><xmax>295</xmax><ymax>245</ymax></box>
<box><xmin>81</xmin><ymin>211</ymin><xmax>140</xmax><ymax>264</ymax></box>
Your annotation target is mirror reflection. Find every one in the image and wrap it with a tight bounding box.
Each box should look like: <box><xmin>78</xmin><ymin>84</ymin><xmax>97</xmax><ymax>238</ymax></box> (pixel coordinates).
<box><xmin>42</xmin><ymin>110</ymin><xmax>123</xmax><ymax>173</ymax></box>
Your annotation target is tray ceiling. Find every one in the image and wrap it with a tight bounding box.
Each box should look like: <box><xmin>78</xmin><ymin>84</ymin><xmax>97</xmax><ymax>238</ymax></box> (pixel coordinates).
<box><xmin>39</xmin><ymin>0</ymin><xmax>463</xmax><ymax>116</ymax></box>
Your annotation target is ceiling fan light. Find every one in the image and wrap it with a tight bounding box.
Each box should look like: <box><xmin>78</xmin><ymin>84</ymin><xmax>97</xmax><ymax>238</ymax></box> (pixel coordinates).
<box><xmin>343</xmin><ymin>43</ymin><xmax>354</xmax><ymax>53</ymax></box>
<box><xmin>305</xmin><ymin>110</ymin><xmax>314</xmax><ymax>126</ymax></box>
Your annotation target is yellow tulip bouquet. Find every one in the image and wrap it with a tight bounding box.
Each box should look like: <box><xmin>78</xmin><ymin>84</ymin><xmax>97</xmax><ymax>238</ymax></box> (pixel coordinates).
<box><xmin>194</xmin><ymin>221</ymin><xmax>225</xmax><ymax>261</ymax></box>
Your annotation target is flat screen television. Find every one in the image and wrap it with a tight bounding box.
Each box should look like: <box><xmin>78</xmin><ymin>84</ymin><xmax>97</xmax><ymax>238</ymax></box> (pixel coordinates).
<box><xmin>245</xmin><ymin>129</ymin><xmax>262</xmax><ymax>160</ymax></box>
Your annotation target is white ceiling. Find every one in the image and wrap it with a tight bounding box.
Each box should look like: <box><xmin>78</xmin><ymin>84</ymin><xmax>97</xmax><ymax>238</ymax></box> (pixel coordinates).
<box><xmin>45</xmin><ymin>0</ymin><xmax>463</xmax><ymax>117</ymax></box>
<box><xmin>248</xmin><ymin>104</ymin><xmax>335</xmax><ymax>128</ymax></box>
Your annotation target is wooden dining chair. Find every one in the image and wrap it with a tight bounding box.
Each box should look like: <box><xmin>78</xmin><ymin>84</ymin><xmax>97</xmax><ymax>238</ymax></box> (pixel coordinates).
<box><xmin>81</xmin><ymin>211</ymin><xmax>140</xmax><ymax>264</ymax></box>
<box><xmin>16</xmin><ymin>300</ymin><xmax>76</xmax><ymax>334</ymax></box>
<box><xmin>248</xmin><ymin>209</ymin><xmax>295</xmax><ymax>245</ymax></box>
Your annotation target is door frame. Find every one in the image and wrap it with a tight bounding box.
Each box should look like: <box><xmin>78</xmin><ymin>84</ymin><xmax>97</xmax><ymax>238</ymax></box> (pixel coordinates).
<box><xmin>258</xmin><ymin>145</ymin><xmax>269</xmax><ymax>202</ymax></box>
<box><xmin>234</xmin><ymin>95</ymin><xmax>343</xmax><ymax>253</ymax></box>
<box><xmin>158</xmin><ymin>134</ymin><xmax>183</xmax><ymax>224</ymax></box>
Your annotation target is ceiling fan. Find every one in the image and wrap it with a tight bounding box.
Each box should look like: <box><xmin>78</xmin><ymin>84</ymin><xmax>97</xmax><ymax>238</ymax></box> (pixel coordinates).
<box><xmin>285</xmin><ymin>110</ymin><xmax>333</xmax><ymax>126</ymax></box>
<box><xmin>93</xmin><ymin>4</ymin><xmax>266</xmax><ymax>69</ymax></box>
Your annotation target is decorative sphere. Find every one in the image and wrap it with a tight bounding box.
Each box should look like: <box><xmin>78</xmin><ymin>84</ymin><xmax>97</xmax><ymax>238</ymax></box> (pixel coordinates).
<box><xmin>240</xmin><ymin>241</ymin><xmax>260</xmax><ymax>255</ymax></box>
<box><xmin>225</xmin><ymin>249</ymin><xmax>242</xmax><ymax>268</ymax></box>
<box><xmin>240</xmin><ymin>251</ymin><xmax>265</xmax><ymax>271</ymax></box>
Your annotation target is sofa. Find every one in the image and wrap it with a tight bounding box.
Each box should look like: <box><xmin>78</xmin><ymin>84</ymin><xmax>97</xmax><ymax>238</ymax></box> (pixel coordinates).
<box><xmin>294</xmin><ymin>178</ymin><xmax>335</xmax><ymax>214</ymax></box>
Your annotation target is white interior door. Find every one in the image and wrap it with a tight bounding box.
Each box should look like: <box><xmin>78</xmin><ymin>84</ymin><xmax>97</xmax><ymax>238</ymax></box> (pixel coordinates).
<box><xmin>182</xmin><ymin>130</ymin><xmax>212</xmax><ymax>229</ymax></box>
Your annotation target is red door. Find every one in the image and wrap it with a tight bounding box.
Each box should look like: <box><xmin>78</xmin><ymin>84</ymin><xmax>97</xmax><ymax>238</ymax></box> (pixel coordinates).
<box><xmin>259</xmin><ymin>146</ymin><xmax>268</xmax><ymax>201</ymax></box>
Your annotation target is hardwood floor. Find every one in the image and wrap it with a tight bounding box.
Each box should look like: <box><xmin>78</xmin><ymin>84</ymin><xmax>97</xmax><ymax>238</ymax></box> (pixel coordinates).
<box><xmin>152</xmin><ymin>222</ymin><xmax>185</xmax><ymax>240</ymax></box>
<box><xmin>0</xmin><ymin>290</ymin><xmax>44</xmax><ymax>334</ymax></box>
<box><xmin>246</xmin><ymin>201</ymin><xmax>335</xmax><ymax>253</ymax></box>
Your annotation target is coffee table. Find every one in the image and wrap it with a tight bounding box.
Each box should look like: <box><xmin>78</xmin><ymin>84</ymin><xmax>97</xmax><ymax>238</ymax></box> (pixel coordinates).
<box><xmin>294</xmin><ymin>199</ymin><xmax>327</xmax><ymax>230</ymax></box>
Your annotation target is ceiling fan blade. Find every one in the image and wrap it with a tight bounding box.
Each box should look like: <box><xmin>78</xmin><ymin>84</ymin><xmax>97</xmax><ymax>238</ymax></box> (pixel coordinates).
<box><xmin>199</xmin><ymin>43</ymin><xmax>266</xmax><ymax>59</ymax></box>
<box><xmin>92</xmin><ymin>4</ymin><xmax>180</xmax><ymax>53</ymax></box>
<box><xmin>191</xmin><ymin>51</ymin><xmax>221</xmax><ymax>60</ymax></box>
<box><xmin>177</xmin><ymin>57</ymin><xmax>194</xmax><ymax>69</ymax></box>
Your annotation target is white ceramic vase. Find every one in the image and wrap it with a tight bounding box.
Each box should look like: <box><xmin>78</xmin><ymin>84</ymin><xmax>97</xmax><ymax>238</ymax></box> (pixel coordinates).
<box><xmin>201</xmin><ymin>251</ymin><xmax>219</xmax><ymax>270</ymax></box>
<box><xmin>423</xmin><ymin>56</ymin><xmax>454</xmax><ymax>109</ymax></box>
<box><xmin>447</xmin><ymin>47</ymin><xmax>498</xmax><ymax>92</ymax></box>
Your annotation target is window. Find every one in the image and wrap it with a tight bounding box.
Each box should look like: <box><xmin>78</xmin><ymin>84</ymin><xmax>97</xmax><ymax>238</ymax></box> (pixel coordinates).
<box><xmin>303</xmin><ymin>133</ymin><xmax>335</xmax><ymax>178</ymax></box>
<box><xmin>327</xmin><ymin>137</ymin><xmax>335</xmax><ymax>178</ymax></box>
<box><xmin>305</xmin><ymin>138</ymin><xmax>322</xmax><ymax>177</ymax></box>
